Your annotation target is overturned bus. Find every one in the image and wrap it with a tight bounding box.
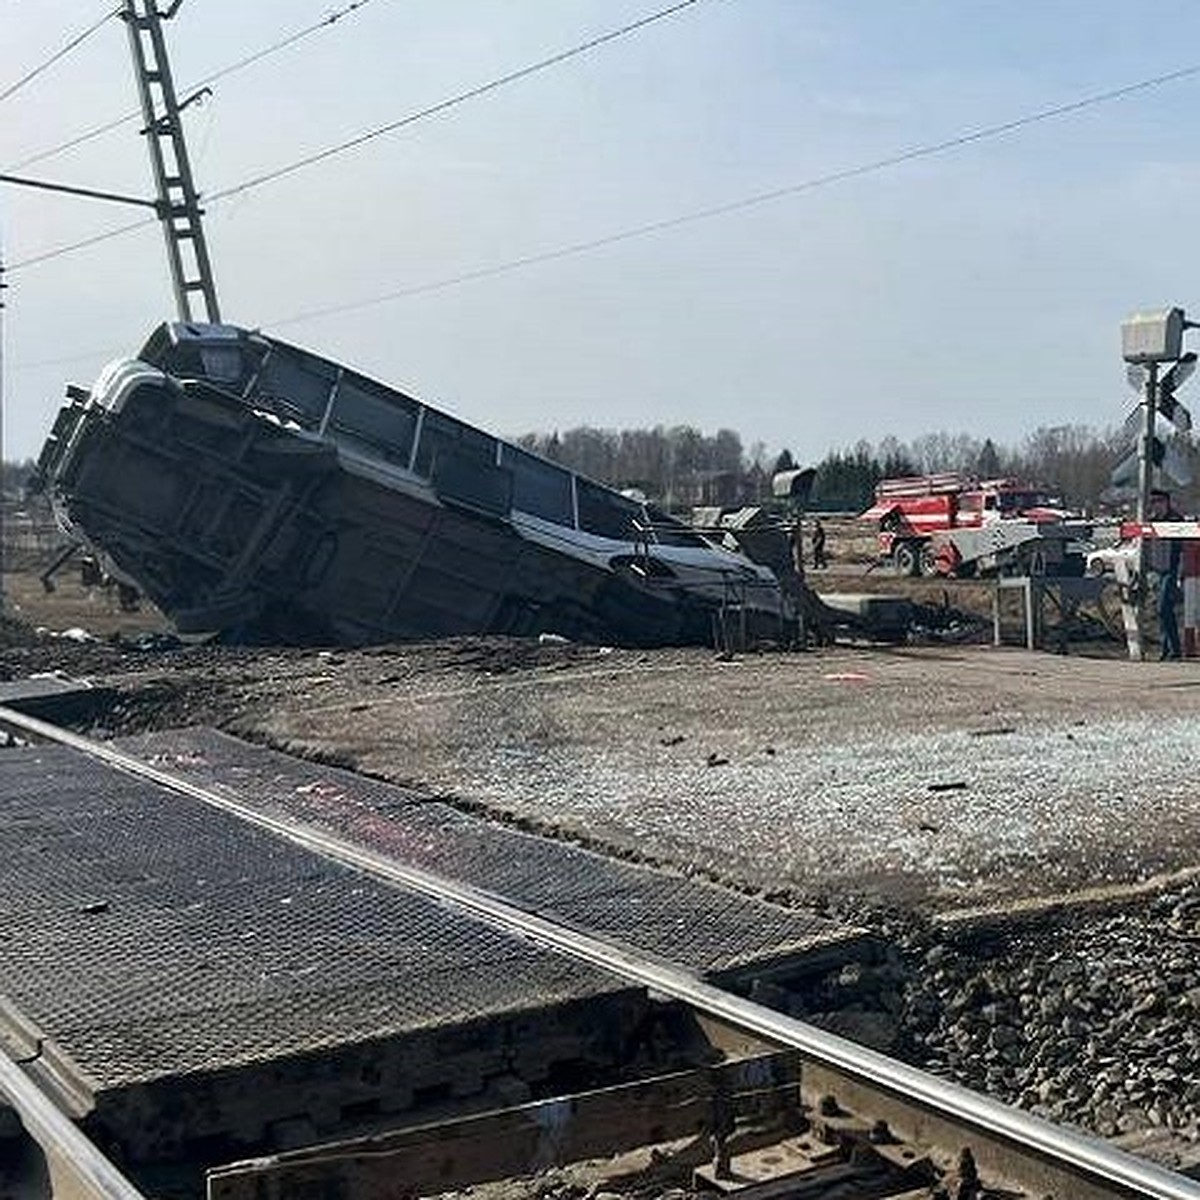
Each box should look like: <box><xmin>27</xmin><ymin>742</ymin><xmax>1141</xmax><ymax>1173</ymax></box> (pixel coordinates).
<box><xmin>35</xmin><ymin>323</ymin><xmax>789</xmax><ymax>647</ymax></box>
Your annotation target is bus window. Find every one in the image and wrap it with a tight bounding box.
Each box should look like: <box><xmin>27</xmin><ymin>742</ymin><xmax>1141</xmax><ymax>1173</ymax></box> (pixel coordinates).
<box><xmin>329</xmin><ymin>374</ymin><xmax>419</xmax><ymax>465</ymax></box>
<box><xmin>501</xmin><ymin>446</ymin><xmax>573</xmax><ymax>526</ymax></box>
<box><xmin>255</xmin><ymin>348</ymin><xmax>337</xmax><ymax>428</ymax></box>
<box><xmin>414</xmin><ymin>412</ymin><xmax>497</xmax><ymax>477</ymax></box>
<box><xmin>577</xmin><ymin>479</ymin><xmax>640</xmax><ymax>540</ymax></box>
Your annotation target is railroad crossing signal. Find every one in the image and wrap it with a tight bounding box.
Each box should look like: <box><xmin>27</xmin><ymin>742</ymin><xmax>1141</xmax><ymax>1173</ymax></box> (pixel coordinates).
<box><xmin>1114</xmin><ymin>316</ymin><xmax>1197</xmax><ymax>495</ymax></box>
<box><xmin>1110</xmin><ymin>428</ymin><xmax>1191</xmax><ymax>489</ymax></box>
<box><xmin>1110</xmin><ymin>444</ymin><xmax>1157</xmax><ymax>488</ymax></box>
<box><xmin>1161</xmin><ymin>391</ymin><xmax>1195</xmax><ymax>434</ymax></box>
<box><xmin>1115</xmin><ymin>307</ymin><xmax>1199</xmax><ymax>660</ymax></box>
<box><xmin>1116</xmin><ymin>349</ymin><xmax>1196</xmax><ymax>489</ymax></box>
<box><xmin>1121</xmin><ymin>307</ymin><xmax>1188</xmax><ymax>364</ymax></box>
<box><xmin>1108</xmin><ymin>436</ymin><xmax>1195</xmax><ymax>488</ymax></box>
<box><xmin>1158</xmin><ymin>351</ymin><xmax>1196</xmax><ymax>434</ymax></box>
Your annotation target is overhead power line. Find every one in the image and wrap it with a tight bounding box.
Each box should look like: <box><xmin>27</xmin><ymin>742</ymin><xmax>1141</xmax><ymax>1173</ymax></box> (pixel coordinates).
<box><xmin>5</xmin><ymin>0</ymin><xmax>384</xmax><ymax>173</ymax></box>
<box><xmin>195</xmin><ymin>0</ymin><xmax>380</xmax><ymax>89</ymax></box>
<box><xmin>265</xmin><ymin>60</ymin><xmax>1200</xmax><ymax>330</ymax></box>
<box><xmin>6</xmin><ymin>0</ymin><xmax>712</xmax><ymax>271</ymax></box>
<box><xmin>8</xmin><ymin>216</ymin><xmax>155</xmax><ymax>271</ymax></box>
<box><xmin>206</xmin><ymin>0</ymin><xmax>710</xmax><ymax>204</ymax></box>
<box><xmin>0</xmin><ymin>7</ymin><xmax>120</xmax><ymax>107</ymax></box>
<box><xmin>9</xmin><ymin>52</ymin><xmax>1200</xmax><ymax>280</ymax></box>
<box><xmin>8</xmin><ymin>110</ymin><xmax>134</xmax><ymax>173</ymax></box>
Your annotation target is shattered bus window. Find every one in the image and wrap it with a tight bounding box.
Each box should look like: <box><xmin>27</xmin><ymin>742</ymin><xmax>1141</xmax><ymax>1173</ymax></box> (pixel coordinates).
<box><xmin>254</xmin><ymin>347</ymin><xmax>338</xmax><ymax>429</ymax></box>
<box><xmin>577</xmin><ymin>480</ymin><xmax>640</xmax><ymax>540</ymax></box>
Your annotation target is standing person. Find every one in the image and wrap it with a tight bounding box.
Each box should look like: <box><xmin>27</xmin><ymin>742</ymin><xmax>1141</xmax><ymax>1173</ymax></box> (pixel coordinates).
<box><xmin>785</xmin><ymin>517</ymin><xmax>808</xmax><ymax>649</ymax></box>
<box><xmin>811</xmin><ymin>517</ymin><xmax>827</xmax><ymax>570</ymax></box>
<box><xmin>1150</xmin><ymin>489</ymin><xmax>1183</xmax><ymax>660</ymax></box>
<box><xmin>790</xmin><ymin>518</ymin><xmax>806</xmax><ymax>581</ymax></box>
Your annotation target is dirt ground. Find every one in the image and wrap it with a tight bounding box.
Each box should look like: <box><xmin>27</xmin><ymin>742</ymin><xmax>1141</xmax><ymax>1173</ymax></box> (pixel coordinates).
<box><xmin>3</xmin><ymin>553</ymin><xmax>1196</xmax><ymax>919</ymax></box>
<box><xmin>9</xmin><ymin>551</ymin><xmax>1200</xmax><ymax>1180</ymax></box>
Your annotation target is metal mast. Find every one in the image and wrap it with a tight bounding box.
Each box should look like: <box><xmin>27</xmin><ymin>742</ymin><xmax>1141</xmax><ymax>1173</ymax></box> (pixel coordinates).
<box><xmin>1135</xmin><ymin>363</ymin><xmax>1159</xmax><ymax>527</ymax></box>
<box><xmin>121</xmin><ymin>0</ymin><xmax>220</xmax><ymax>324</ymax></box>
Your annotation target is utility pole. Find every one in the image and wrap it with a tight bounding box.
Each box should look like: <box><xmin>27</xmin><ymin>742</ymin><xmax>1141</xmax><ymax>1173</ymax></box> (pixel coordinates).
<box><xmin>121</xmin><ymin>0</ymin><xmax>221</xmax><ymax>324</ymax></box>
<box><xmin>1118</xmin><ymin>360</ymin><xmax>1160</xmax><ymax>662</ymax></box>
<box><xmin>1135</xmin><ymin>362</ymin><xmax>1159</xmax><ymax>528</ymax></box>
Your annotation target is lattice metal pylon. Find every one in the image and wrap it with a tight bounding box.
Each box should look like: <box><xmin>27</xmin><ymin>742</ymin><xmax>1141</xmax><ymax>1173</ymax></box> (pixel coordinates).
<box><xmin>122</xmin><ymin>0</ymin><xmax>221</xmax><ymax>324</ymax></box>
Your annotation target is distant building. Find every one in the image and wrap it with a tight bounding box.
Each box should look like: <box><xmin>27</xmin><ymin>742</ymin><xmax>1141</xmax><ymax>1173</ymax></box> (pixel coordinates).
<box><xmin>669</xmin><ymin>468</ymin><xmax>755</xmax><ymax>510</ymax></box>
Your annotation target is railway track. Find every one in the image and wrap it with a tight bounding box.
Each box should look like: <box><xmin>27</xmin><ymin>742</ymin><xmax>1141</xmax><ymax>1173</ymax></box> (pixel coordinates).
<box><xmin>1</xmin><ymin>702</ymin><xmax>1199</xmax><ymax>1200</ymax></box>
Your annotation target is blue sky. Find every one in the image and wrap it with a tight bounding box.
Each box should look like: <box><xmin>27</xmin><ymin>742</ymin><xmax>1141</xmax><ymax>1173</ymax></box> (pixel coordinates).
<box><xmin>3</xmin><ymin>0</ymin><xmax>1200</xmax><ymax>464</ymax></box>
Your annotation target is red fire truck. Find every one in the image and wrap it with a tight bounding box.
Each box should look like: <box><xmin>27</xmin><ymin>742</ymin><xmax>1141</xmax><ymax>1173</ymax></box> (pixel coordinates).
<box><xmin>859</xmin><ymin>474</ymin><xmax>1086</xmax><ymax>577</ymax></box>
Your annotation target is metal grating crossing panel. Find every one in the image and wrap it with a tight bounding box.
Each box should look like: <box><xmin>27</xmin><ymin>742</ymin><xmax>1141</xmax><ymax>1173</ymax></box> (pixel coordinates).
<box><xmin>118</xmin><ymin>728</ymin><xmax>862</xmax><ymax>976</ymax></box>
<box><xmin>0</xmin><ymin>744</ymin><xmax>622</xmax><ymax>1089</ymax></box>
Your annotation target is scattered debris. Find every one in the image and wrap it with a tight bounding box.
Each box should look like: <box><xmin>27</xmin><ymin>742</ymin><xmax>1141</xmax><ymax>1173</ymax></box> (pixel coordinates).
<box><xmin>908</xmin><ymin>601</ymin><xmax>991</xmax><ymax>644</ymax></box>
<box><xmin>45</xmin><ymin>626</ymin><xmax>97</xmax><ymax>643</ymax></box>
<box><xmin>120</xmin><ymin>631</ymin><xmax>184</xmax><ymax>653</ymax></box>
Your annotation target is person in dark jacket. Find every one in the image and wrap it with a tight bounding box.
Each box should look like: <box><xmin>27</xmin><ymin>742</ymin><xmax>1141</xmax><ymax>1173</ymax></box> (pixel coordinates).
<box><xmin>811</xmin><ymin>518</ymin><xmax>827</xmax><ymax>569</ymax></box>
<box><xmin>1151</xmin><ymin>489</ymin><xmax>1183</xmax><ymax>660</ymax></box>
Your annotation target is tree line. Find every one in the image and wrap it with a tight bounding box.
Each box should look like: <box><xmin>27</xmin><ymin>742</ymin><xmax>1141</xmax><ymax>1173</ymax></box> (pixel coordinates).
<box><xmin>0</xmin><ymin>459</ymin><xmax>38</xmax><ymax>499</ymax></box>
<box><xmin>515</xmin><ymin>426</ymin><xmax>752</xmax><ymax>509</ymax></box>
<box><xmin>519</xmin><ymin>423</ymin><xmax>1183</xmax><ymax>514</ymax></box>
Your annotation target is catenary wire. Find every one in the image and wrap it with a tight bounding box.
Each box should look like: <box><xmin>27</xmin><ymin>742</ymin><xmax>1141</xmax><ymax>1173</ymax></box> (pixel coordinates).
<box><xmin>5</xmin><ymin>0</ymin><xmax>712</xmax><ymax>271</ymax></box>
<box><xmin>2</xmin><ymin>0</ymin><xmax>387</xmax><ymax>267</ymax></box>
<box><xmin>8</xmin><ymin>111</ymin><xmax>134</xmax><ymax>174</ymax></box>
<box><xmin>9</xmin><ymin>54</ymin><xmax>1200</xmax><ymax>279</ymax></box>
<box><xmin>264</xmin><ymin>60</ymin><xmax>1200</xmax><ymax>329</ymax></box>
<box><xmin>205</xmin><ymin>0</ymin><xmax>710</xmax><ymax>203</ymax></box>
<box><xmin>0</xmin><ymin>7</ymin><xmax>121</xmax><ymax>107</ymax></box>
<box><xmin>8</xmin><ymin>216</ymin><xmax>155</xmax><ymax>271</ymax></box>
<box><xmin>4</xmin><ymin>0</ymin><xmax>384</xmax><ymax>173</ymax></box>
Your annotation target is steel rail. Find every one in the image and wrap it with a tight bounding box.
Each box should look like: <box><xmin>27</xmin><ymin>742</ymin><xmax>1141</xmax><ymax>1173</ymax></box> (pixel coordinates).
<box><xmin>2</xmin><ymin>703</ymin><xmax>1198</xmax><ymax>1199</ymax></box>
<box><xmin>0</xmin><ymin>1048</ymin><xmax>146</xmax><ymax>1200</ymax></box>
